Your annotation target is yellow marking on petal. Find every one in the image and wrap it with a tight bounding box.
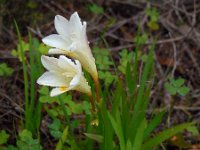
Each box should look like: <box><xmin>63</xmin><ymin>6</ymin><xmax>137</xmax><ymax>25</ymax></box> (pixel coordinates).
<box><xmin>60</xmin><ymin>86</ymin><xmax>67</xmax><ymax>91</ymax></box>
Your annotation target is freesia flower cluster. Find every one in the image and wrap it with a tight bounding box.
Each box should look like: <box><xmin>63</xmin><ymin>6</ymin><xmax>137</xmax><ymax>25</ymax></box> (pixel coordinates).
<box><xmin>37</xmin><ymin>12</ymin><xmax>98</xmax><ymax>103</ymax></box>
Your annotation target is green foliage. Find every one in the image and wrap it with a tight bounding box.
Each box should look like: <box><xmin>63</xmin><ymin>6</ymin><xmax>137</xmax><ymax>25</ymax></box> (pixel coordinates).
<box><xmin>55</xmin><ymin>126</ymin><xmax>69</xmax><ymax>150</ymax></box>
<box><xmin>0</xmin><ymin>130</ymin><xmax>9</xmax><ymax>145</ymax></box>
<box><xmin>95</xmin><ymin>37</ymin><xmax>194</xmax><ymax>150</ymax></box>
<box><xmin>4</xmin><ymin>145</ymin><xmax>18</xmax><ymax>150</ymax></box>
<box><xmin>15</xmin><ymin>23</ymin><xmax>43</xmax><ymax>136</ymax></box>
<box><xmin>134</xmin><ymin>33</ymin><xmax>148</xmax><ymax>45</ymax></box>
<box><xmin>187</xmin><ymin>125</ymin><xmax>199</xmax><ymax>136</ymax></box>
<box><xmin>38</xmin><ymin>87</ymin><xmax>57</xmax><ymax>103</ymax></box>
<box><xmin>39</xmin><ymin>88</ymin><xmax>92</xmax><ymax>118</ymax></box>
<box><xmin>164</xmin><ymin>77</ymin><xmax>190</xmax><ymax>96</ymax></box>
<box><xmin>118</xmin><ymin>49</ymin><xmax>134</xmax><ymax>74</ymax></box>
<box><xmin>84</xmin><ymin>133</ymin><xmax>103</xmax><ymax>143</ymax></box>
<box><xmin>88</xmin><ymin>4</ymin><xmax>104</xmax><ymax>15</ymax></box>
<box><xmin>93</xmin><ymin>46</ymin><xmax>117</xmax><ymax>86</ymax></box>
<box><xmin>48</xmin><ymin>118</ymin><xmax>62</xmax><ymax>139</ymax></box>
<box><xmin>143</xmin><ymin>111</ymin><xmax>165</xmax><ymax>140</ymax></box>
<box><xmin>11</xmin><ymin>40</ymin><xmax>29</xmax><ymax>61</ymax></box>
<box><xmin>0</xmin><ymin>63</ymin><xmax>13</xmax><ymax>77</ymax></box>
<box><xmin>93</xmin><ymin>46</ymin><xmax>113</xmax><ymax>70</ymax></box>
<box><xmin>11</xmin><ymin>39</ymin><xmax>49</xmax><ymax>61</ymax></box>
<box><xmin>98</xmin><ymin>71</ymin><xmax>116</xmax><ymax>87</ymax></box>
<box><xmin>16</xmin><ymin>130</ymin><xmax>42</xmax><ymax>150</ymax></box>
<box><xmin>142</xmin><ymin>123</ymin><xmax>193</xmax><ymax>150</ymax></box>
<box><xmin>145</xmin><ymin>7</ymin><xmax>160</xmax><ymax>30</ymax></box>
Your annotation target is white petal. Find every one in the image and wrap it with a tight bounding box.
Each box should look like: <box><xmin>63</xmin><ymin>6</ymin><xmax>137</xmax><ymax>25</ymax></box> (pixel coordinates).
<box><xmin>58</xmin><ymin>55</ymin><xmax>77</xmax><ymax>72</ymax></box>
<box><xmin>41</xmin><ymin>55</ymin><xmax>62</xmax><ymax>72</ymax></box>
<box><xmin>54</xmin><ymin>15</ymin><xmax>69</xmax><ymax>37</ymax></box>
<box><xmin>74</xmin><ymin>60</ymin><xmax>82</xmax><ymax>75</ymax></box>
<box><xmin>69</xmin><ymin>12</ymin><xmax>82</xmax><ymax>34</ymax></box>
<box><xmin>81</xmin><ymin>21</ymin><xmax>87</xmax><ymax>39</ymax></box>
<box><xmin>48</xmin><ymin>48</ymin><xmax>68</xmax><ymax>55</ymax></box>
<box><xmin>50</xmin><ymin>87</ymin><xmax>68</xmax><ymax>97</ymax></box>
<box><xmin>37</xmin><ymin>72</ymin><xmax>68</xmax><ymax>87</ymax></box>
<box><xmin>42</xmin><ymin>34</ymin><xmax>70</xmax><ymax>51</ymax></box>
<box><xmin>69</xmin><ymin>74</ymin><xmax>81</xmax><ymax>89</ymax></box>
<box><xmin>68</xmin><ymin>42</ymin><xmax>77</xmax><ymax>51</ymax></box>
<box><xmin>74</xmin><ymin>76</ymin><xmax>91</xmax><ymax>95</ymax></box>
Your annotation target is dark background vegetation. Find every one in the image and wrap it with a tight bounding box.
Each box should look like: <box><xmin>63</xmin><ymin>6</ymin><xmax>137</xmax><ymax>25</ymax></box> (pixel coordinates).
<box><xmin>0</xmin><ymin>0</ymin><xmax>200</xmax><ymax>149</ymax></box>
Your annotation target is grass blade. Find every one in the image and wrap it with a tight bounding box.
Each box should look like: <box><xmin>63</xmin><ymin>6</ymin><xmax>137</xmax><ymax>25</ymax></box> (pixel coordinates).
<box><xmin>56</xmin><ymin>126</ymin><xmax>69</xmax><ymax>150</ymax></box>
<box><xmin>14</xmin><ymin>20</ymin><xmax>29</xmax><ymax>129</ymax></box>
<box><xmin>133</xmin><ymin>119</ymin><xmax>146</xmax><ymax>150</ymax></box>
<box><xmin>143</xmin><ymin>111</ymin><xmax>165</xmax><ymax>140</ymax></box>
<box><xmin>142</xmin><ymin>122</ymin><xmax>194</xmax><ymax>150</ymax></box>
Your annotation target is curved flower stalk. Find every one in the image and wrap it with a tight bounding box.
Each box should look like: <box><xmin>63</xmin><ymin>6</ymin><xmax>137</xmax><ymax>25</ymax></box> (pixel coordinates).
<box><xmin>42</xmin><ymin>12</ymin><xmax>98</xmax><ymax>82</ymax></box>
<box><xmin>37</xmin><ymin>55</ymin><xmax>91</xmax><ymax>97</ymax></box>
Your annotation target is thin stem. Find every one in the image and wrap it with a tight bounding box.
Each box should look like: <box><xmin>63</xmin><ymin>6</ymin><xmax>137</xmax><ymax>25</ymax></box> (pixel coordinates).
<box><xmin>88</xmin><ymin>94</ymin><xmax>96</xmax><ymax>113</ymax></box>
<box><xmin>94</xmin><ymin>77</ymin><xmax>100</xmax><ymax>103</ymax></box>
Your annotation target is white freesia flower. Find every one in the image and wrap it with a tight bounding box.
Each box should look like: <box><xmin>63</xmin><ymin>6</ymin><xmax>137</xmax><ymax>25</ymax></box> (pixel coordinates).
<box><xmin>37</xmin><ymin>55</ymin><xmax>91</xmax><ymax>97</ymax></box>
<box><xmin>42</xmin><ymin>12</ymin><xmax>98</xmax><ymax>80</ymax></box>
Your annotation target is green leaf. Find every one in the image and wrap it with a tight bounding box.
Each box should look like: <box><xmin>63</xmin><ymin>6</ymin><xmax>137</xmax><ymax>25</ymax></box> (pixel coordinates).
<box><xmin>38</xmin><ymin>86</ymin><xmax>49</xmax><ymax>95</ymax></box>
<box><xmin>84</xmin><ymin>133</ymin><xmax>103</xmax><ymax>143</ymax></box>
<box><xmin>4</xmin><ymin>145</ymin><xmax>18</xmax><ymax>150</ymax></box>
<box><xmin>177</xmin><ymin>86</ymin><xmax>190</xmax><ymax>96</ymax></box>
<box><xmin>48</xmin><ymin>119</ymin><xmax>61</xmax><ymax>130</ymax></box>
<box><xmin>19</xmin><ymin>130</ymin><xmax>33</xmax><ymax>141</ymax></box>
<box><xmin>164</xmin><ymin>82</ymin><xmax>177</xmax><ymax>95</ymax></box>
<box><xmin>144</xmin><ymin>111</ymin><xmax>165</xmax><ymax>140</ymax></box>
<box><xmin>39</xmin><ymin>96</ymin><xmax>49</xmax><ymax>103</ymax></box>
<box><xmin>38</xmin><ymin>43</ymin><xmax>49</xmax><ymax>54</ymax></box>
<box><xmin>17</xmin><ymin>129</ymin><xmax>42</xmax><ymax>150</ymax></box>
<box><xmin>48</xmin><ymin>119</ymin><xmax>62</xmax><ymax>139</ymax></box>
<box><xmin>0</xmin><ymin>63</ymin><xmax>14</xmax><ymax>77</ymax></box>
<box><xmin>108</xmin><ymin>111</ymin><xmax>125</xmax><ymax>150</ymax></box>
<box><xmin>82</xmin><ymin>101</ymin><xmax>92</xmax><ymax>115</ymax></box>
<box><xmin>50</xmin><ymin>130</ymin><xmax>62</xmax><ymax>139</ymax></box>
<box><xmin>126</xmin><ymin>62</ymin><xmax>133</xmax><ymax>93</ymax></box>
<box><xmin>187</xmin><ymin>126</ymin><xmax>199</xmax><ymax>136</ymax></box>
<box><xmin>142</xmin><ymin>122</ymin><xmax>194</xmax><ymax>150</ymax></box>
<box><xmin>134</xmin><ymin>34</ymin><xmax>148</xmax><ymax>45</ymax></box>
<box><xmin>0</xmin><ymin>130</ymin><xmax>9</xmax><ymax>145</ymax></box>
<box><xmin>147</xmin><ymin>21</ymin><xmax>159</xmax><ymax>30</ymax></box>
<box><xmin>88</xmin><ymin>4</ymin><xmax>104</xmax><ymax>15</ymax></box>
<box><xmin>173</xmin><ymin>78</ymin><xmax>185</xmax><ymax>87</ymax></box>
<box><xmin>47</xmin><ymin>109</ymin><xmax>58</xmax><ymax>117</ymax></box>
<box><xmin>133</xmin><ymin>119</ymin><xmax>146</xmax><ymax>150</ymax></box>
<box><xmin>126</xmin><ymin>140</ymin><xmax>132</xmax><ymax>150</ymax></box>
<box><xmin>56</xmin><ymin>126</ymin><xmax>69</xmax><ymax>150</ymax></box>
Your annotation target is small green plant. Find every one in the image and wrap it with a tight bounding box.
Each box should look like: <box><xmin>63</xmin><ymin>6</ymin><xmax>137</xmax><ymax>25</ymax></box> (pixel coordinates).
<box><xmin>94</xmin><ymin>35</ymin><xmax>194</xmax><ymax>150</ymax></box>
<box><xmin>11</xmin><ymin>39</ymin><xmax>49</xmax><ymax>61</ymax></box>
<box><xmin>118</xmin><ymin>49</ymin><xmax>134</xmax><ymax>74</ymax></box>
<box><xmin>39</xmin><ymin>87</ymin><xmax>92</xmax><ymax>117</ymax></box>
<box><xmin>0</xmin><ymin>130</ymin><xmax>9</xmax><ymax>145</ymax></box>
<box><xmin>16</xmin><ymin>130</ymin><xmax>42</xmax><ymax>150</ymax></box>
<box><xmin>145</xmin><ymin>7</ymin><xmax>159</xmax><ymax>30</ymax></box>
<box><xmin>11</xmin><ymin>40</ymin><xmax>29</xmax><ymax>61</ymax></box>
<box><xmin>15</xmin><ymin>22</ymin><xmax>43</xmax><ymax>136</ymax></box>
<box><xmin>164</xmin><ymin>77</ymin><xmax>190</xmax><ymax>96</ymax></box>
<box><xmin>88</xmin><ymin>4</ymin><xmax>104</xmax><ymax>15</ymax></box>
<box><xmin>0</xmin><ymin>63</ymin><xmax>13</xmax><ymax>77</ymax></box>
<box><xmin>48</xmin><ymin>118</ymin><xmax>62</xmax><ymax>139</ymax></box>
<box><xmin>93</xmin><ymin>46</ymin><xmax>117</xmax><ymax>86</ymax></box>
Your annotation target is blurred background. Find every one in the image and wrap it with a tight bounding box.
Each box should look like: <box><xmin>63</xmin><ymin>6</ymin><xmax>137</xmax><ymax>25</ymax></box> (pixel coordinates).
<box><xmin>0</xmin><ymin>0</ymin><xmax>200</xmax><ymax>149</ymax></box>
